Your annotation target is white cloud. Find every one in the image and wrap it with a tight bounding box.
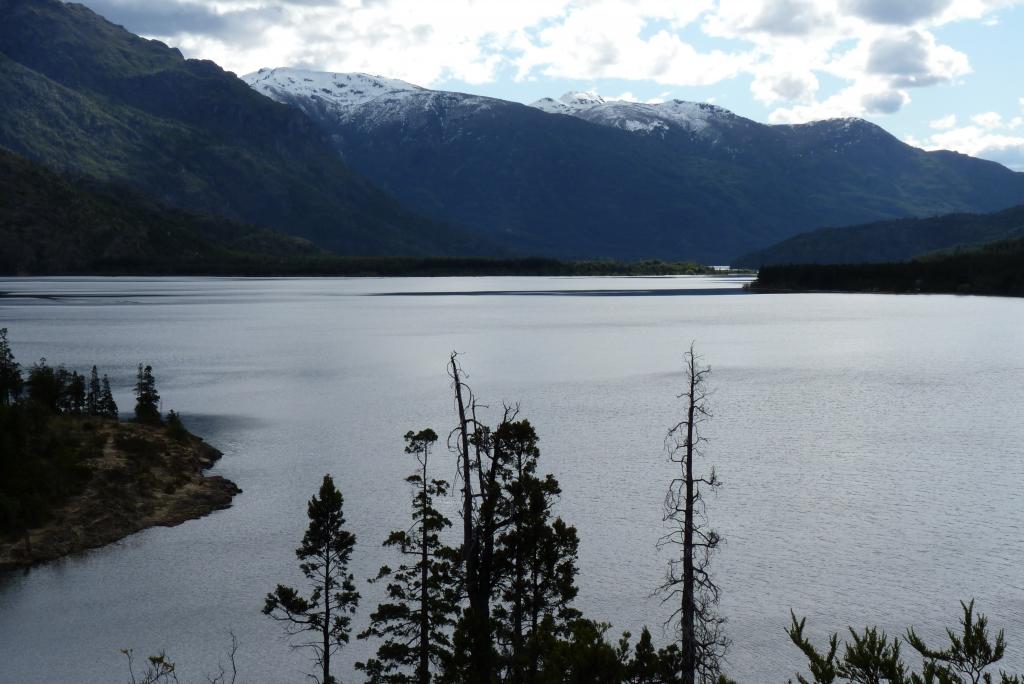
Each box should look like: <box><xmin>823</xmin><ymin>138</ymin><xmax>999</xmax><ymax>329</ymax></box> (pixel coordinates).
<box><xmin>513</xmin><ymin>2</ymin><xmax>750</xmax><ymax>87</ymax></box>
<box><xmin>79</xmin><ymin>0</ymin><xmax>1023</xmax><ymax>126</ymax></box>
<box><xmin>704</xmin><ymin>1</ymin><xmax>983</xmax><ymax>122</ymax></box>
<box><xmin>750</xmin><ymin>67</ymin><xmax>819</xmax><ymax>104</ymax></box>
<box><xmin>914</xmin><ymin>108</ymin><xmax>1024</xmax><ymax>170</ymax></box>
<box><xmin>864</xmin><ymin>30</ymin><xmax>970</xmax><ymax>88</ymax></box>
<box><xmin>971</xmin><ymin>111</ymin><xmax>1004</xmax><ymax>128</ymax></box>
<box><xmin>930</xmin><ymin>113</ymin><xmax>958</xmax><ymax>129</ymax></box>
<box><xmin>768</xmin><ymin>80</ymin><xmax>910</xmax><ymax>122</ymax></box>
<box><xmin>930</xmin><ymin>127</ymin><xmax>1024</xmax><ymax>169</ymax></box>
<box><xmin>645</xmin><ymin>91</ymin><xmax>673</xmax><ymax>103</ymax></box>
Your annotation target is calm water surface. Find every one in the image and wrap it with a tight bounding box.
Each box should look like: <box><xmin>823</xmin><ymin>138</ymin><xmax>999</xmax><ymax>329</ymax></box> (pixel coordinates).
<box><xmin>1</xmin><ymin>276</ymin><xmax>1022</xmax><ymax>683</ymax></box>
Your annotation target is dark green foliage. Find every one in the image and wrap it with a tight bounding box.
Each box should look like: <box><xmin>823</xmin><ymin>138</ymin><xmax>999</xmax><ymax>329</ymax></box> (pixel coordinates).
<box><xmin>264</xmin><ymin>474</ymin><xmax>360</xmax><ymax>684</ymax></box>
<box><xmin>85</xmin><ymin>366</ymin><xmax>101</xmax><ymax>416</ymax></box>
<box><xmin>65</xmin><ymin>371</ymin><xmax>86</xmax><ymax>415</ymax></box>
<box><xmin>358</xmin><ymin>429</ymin><xmax>462</xmax><ymax>683</ymax></box>
<box><xmin>735</xmin><ymin>205</ymin><xmax>1024</xmax><ymax>268</ymax></box>
<box><xmin>0</xmin><ymin>401</ymin><xmax>94</xmax><ymax>536</ymax></box>
<box><xmin>530</xmin><ymin>619</ymin><xmax>629</xmax><ymax>684</ymax></box>
<box><xmin>134</xmin><ymin>364</ymin><xmax>160</xmax><ymax>424</ymax></box>
<box><xmin>750</xmin><ymin>238</ymin><xmax>1024</xmax><ymax>297</ymax></box>
<box><xmin>906</xmin><ymin>601</ymin><xmax>1023</xmax><ymax>684</ymax></box>
<box><xmin>0</xmin><ymin>0</ymin><xmax>476</xmax><ymax>258</ymax></box>
<box><xmin>100</xmin><ymin>374</ymin><xmax>119</xmax><ymax>418</ymax></box>
<box><xmin>788</xmin><ymin>602</ymin><xmax>1023</xmax><ymax>684</ymax></box>
<box><xmin>165</xmin><ymin>411</ymin><xmax>188</xmax><ymax>443</ymax></box>
<box><xmin>788</xmin><ymin>613</ymin><xmax>908</xmax><ymax>684</ymax></box>
<box><xmin>25</xmin><ymin>358</ymin><xmax>64</xmax><ymax>412</ymax></box>
<box><xmin>490</xmin><ymin>419</ymin><xmax>583</xmax><ymax>682</ymax></box>
<box><xmin>444</xmin><ymin>371</ymin><xmax>596</xmax><ymax>683</ymax></box>
<box><xmin>628</xmin><ymin>628</ymin><xmax>661</xmax><ymax>684</ymax></box>
<box><xmin>0</xmin><ymin>328</ymin><xmax>22</xmax><ymax>405</ymax></box>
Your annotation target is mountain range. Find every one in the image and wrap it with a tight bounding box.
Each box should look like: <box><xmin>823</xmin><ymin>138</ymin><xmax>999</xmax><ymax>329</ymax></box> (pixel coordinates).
<box><xmin>0</xmin><ymin>0</ymin><xmax>478</xmax><ymax>258</ymax></box>
<box><xmin>244</xmin><ymin>67</ymin><xmax>1024</xmax><ymax>263</ymax></box>
<box><xmin>3</xmin><ymin>0</ymin><xmax>1024</xmax><ymax>268</ymax></box>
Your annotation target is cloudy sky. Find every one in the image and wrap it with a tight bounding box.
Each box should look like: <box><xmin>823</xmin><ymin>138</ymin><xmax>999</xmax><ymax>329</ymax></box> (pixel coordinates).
<box><xmin>79</xmin><ymin>0</ymin><xmax>1024</xmax><ymax>169</ymax></box>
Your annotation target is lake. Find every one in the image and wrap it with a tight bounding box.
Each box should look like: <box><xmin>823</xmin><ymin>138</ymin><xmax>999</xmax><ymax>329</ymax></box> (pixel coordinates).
<box><xmin>1</xmin><ymin>276</ymin><xmax>1022</xmax><ymax>683</ymax></box>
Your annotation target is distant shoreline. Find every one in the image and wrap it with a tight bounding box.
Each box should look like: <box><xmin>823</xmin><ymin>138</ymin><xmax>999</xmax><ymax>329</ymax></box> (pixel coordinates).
<box><xmin>0</xmin><ymin>258</ymin><xmax>753</xmax><ymax>279</ymax></box>
<box><xmin>747</xmin><ymin>244</ymin><xmax>1024</xmax><ymax>299</ymax></box>
<box><xmin>0</xmin><ymin>419</ymin><xmax>240</xmax><ymax>571</ymax></box>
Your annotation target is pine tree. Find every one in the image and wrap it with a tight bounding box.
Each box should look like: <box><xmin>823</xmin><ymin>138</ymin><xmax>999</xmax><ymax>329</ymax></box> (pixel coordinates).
<box><xmin>134</xmin><ymin>363</ymin><xmax>160</xmax><ymax>424</ymax></box>
<box><xmin>357</xmin><ymin>429</ymin><xmax>461</xmax><ymax>683</ymax></box>
<box><xmin>627</xmin><ymin>628</ymin><xmax>660</xmax><ymax>684</ymax></box>
<box><xmin>100</xmin><ymin>374</ymin><xmax>119</xmax><ymax>419</ymax></box>
<box><xmin>491</xmin><ymin>419</ymin><xmax>583</xmax><ymax>683</ymax></box>
<box><xmin>0</xmin><ymin>328</ymin><xmax>22</xmax><ymax>406</ymax></box>
<box><xmin>785</xmin><ymin>601</ymin><xmax>1024</xmax><ymax>683</ymax></box>
<box><xmin>86</xmin><ymin>366</ymin><xmax>102</xmax><ymax>416</ymax></box>
<box><xmin>55</xmin><ymin>367</ymin><xmax>74</xmax><ymax>413</ymax></box>
<box><xmin>67</xmin><ymin>371</ymin><xmax>86</xmax><ymax>415</ymax></box>
<box><xmin>264</xmin><ymin>474</ymin><xmax>360</xmax><ymax>684</ymax></box>
<box><xmin>26</xmin><ymin>359</ymin><xmax>63</xmax><ymax>413</ymax></box>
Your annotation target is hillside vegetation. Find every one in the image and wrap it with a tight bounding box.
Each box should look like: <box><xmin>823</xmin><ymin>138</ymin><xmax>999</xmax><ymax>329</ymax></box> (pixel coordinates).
<box><xmin>0</xmin><ymin>0</ymin><xmax>477</xmax><ymax>256</ymax></box>
<box><xmin>736</xmin><ymin>204</ymin><xmax>1024</xmax><ymax>267</ymax></box>
<box><xmin>0</xmin><ymin>148</ymin><xmax>331</xmax><ymax>274</ymax></box>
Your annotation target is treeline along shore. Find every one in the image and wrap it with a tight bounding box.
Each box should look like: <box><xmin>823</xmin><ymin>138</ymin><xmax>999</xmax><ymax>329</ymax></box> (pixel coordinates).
<box><xmin>0</xmin><ymin>329</ymin><xmax>240</xmax><ymax>570</ymax></box>
<box><xmin>749</xmin><ymin>238</ymin><xmax>1024</xmax><ymax>297</ymax></box>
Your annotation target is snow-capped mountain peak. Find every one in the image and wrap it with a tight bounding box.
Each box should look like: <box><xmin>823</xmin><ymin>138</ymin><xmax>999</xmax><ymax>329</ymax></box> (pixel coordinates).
<box><xmin>242</xmin><ymin>67</ymin><xmax>506</xmax><ymax>130</ymax></box>
<box><xmin>243</xmin><ymin>68</ymin><xmax>423</xmax><ymax>110</ymax></box>
<box><xmin>530</xmin><ymin>91</ymin><xmax>606</xmax><ymax>116</ymax></box>
<box><xmin>529</xmin><ymin>91</ymin><xmax>738</xmax><ymax>137</ymax></box>
<box><xmin>559</xmin><ymin>90</ymin><xmax>607</xmax><ymax>108</ymax></box>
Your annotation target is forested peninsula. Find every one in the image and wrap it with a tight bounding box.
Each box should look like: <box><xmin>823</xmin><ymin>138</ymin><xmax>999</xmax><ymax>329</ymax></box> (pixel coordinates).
<box><xmin>0</xmin><ymin>330</ymin><xmax>239</xmax><ymax>570</ymax></box>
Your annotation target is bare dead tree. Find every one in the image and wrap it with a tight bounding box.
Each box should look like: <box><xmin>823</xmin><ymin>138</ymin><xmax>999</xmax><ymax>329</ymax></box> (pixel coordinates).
<box><xmin>206</xmin><ymin>631</ymin><xmax>240</xmax><ymax>684</ymax></box>
<box><xmin>447</xmin><ymin>351</ymin><xmax>495</xmax><ymax>679</ymax></box>
<box><xmin>448</xmin><ymin>352</ymin><xmax>476</xmax><ymax>591</ymax></box>
<box><xmin>657</xmin><ymin>343</ymin><xmax>728</xmax><ymax>684</ymax></box>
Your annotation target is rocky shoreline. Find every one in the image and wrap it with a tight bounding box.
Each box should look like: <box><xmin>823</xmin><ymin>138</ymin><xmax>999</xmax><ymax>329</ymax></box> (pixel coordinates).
<box><xmin>0</xmin><ymin>420</ymin><xmax>241</xmax><ymax>571</ymax></box>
